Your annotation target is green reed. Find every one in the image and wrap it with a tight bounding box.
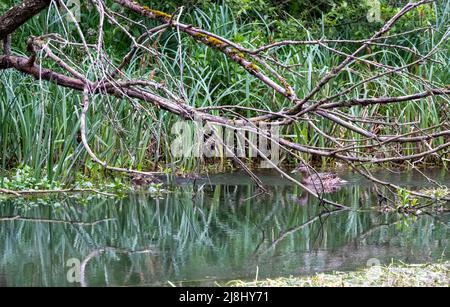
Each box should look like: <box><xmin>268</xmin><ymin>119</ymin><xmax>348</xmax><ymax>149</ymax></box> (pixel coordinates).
<box><xmin>0</xmin><ymin>1</ymin><xmax>449</xmax><ymax>185</ymax></box>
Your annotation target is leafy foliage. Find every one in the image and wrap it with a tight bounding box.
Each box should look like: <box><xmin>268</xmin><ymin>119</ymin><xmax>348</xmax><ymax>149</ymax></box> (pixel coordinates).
<box><xmin>0</xmin><ymin>0</ymin><xmax>449</xmax><ymax>184</ymax></box>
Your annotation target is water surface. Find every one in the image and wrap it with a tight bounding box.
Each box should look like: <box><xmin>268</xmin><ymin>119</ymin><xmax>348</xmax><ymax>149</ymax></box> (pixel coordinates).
<box><xmin>0</xmin><ymin>169</ymin><xmax>449</xmax><ymax>286</ymax></box>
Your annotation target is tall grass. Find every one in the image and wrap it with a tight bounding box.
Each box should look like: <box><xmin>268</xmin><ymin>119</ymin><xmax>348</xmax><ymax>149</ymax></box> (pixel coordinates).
<box><xmin>0</xmin><ymin>1</ymin><xmax>449</xmax><ymax>185</ymax></box>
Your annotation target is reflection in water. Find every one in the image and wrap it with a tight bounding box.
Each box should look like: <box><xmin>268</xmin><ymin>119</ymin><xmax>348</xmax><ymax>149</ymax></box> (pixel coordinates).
<box><xmin>0</xmin><ymin>271</ymin><xmax>6</xmax><ymax>287</ymax></box>
<box><xmin>294</xmin><ymin>192</ymin><xmax>309</xmax><ymax>206</ymax></box>
<box><xmin>0</xmin><ymin>169</ymin><xmax>449</xmax><ymax>286</ymax></box>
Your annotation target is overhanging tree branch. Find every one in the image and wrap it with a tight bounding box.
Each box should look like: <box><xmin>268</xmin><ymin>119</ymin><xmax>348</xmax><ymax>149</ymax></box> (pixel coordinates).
<box><xmin>0</xmin><ymin>0</ymin><xmax>449</xmax><ymax>208</ymax></box>
<box><xmin>0</xmin><ymin>0</ymin><xmax>51</xmax><ymax>40</ymax></box>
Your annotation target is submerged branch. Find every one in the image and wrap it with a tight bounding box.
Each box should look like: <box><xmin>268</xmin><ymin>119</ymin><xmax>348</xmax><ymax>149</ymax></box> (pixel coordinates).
<box><xmin>0</xmin><ymin>215</ymin><xmax>115</xmax><ymax>226</ymax></box>
<box><xmin>0</xmin><ymin>187</ymin><xmax>117</xmax><ymax>197</ymax></box>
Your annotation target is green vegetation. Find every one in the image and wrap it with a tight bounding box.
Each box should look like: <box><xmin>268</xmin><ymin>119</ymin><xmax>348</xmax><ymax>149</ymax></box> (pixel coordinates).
<box><xmin>0</xmin><ymin>164</ymin><xmax>166</xmax><ymax>197</ymax></box>
<box><xmin>227</xmin><ymin>261</ymin><xmax>450</xmax><ymax>287</ymax></box>
<box><xmin>420</xmin><ymin>187</ymin><xmax>450</xmax><ymax>198</ymax></box>
<box><xmin>0</xmin><ymin>1</ymin><xmax>449</xmax><ymax>288</ymax></box>
<box><xmin>1</xmin><ymin>0</ymin><xmax>449</xmax><ymax>186</ymax></box>
<box><xmin>151</xmin><ymin>0</ymin><xmax>373</xmax><ymax>25</ymax></box>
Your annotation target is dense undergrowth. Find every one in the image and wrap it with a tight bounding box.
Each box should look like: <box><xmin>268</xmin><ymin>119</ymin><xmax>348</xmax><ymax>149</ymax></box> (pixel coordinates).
<box><xmin>0</xmin><ymin>0</ymin><xmax>449</xmax><ymax>186</ymax></box>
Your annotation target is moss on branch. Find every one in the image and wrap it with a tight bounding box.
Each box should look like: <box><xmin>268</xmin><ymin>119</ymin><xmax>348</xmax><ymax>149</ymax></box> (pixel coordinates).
<box><xmin>142</xmin><ymin>6</ymin><xmax>172</xmax><ymax>21</ymax></box>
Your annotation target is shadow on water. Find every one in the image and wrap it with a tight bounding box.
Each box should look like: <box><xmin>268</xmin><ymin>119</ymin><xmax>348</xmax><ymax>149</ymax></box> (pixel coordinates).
<box><xmin>0</xmin><ymin>169</ymin><xmax>449</xmax><ymax>286</ymax></box>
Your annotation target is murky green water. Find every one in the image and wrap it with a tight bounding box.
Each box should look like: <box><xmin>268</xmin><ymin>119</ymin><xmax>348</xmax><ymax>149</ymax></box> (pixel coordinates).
<box><xmin>0</xmin><ymin>169</ymin><xmax>449</xmax><ymax>286</ymax></box>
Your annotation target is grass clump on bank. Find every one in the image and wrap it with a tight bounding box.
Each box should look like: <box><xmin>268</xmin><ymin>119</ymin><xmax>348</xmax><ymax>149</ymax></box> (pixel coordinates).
<box><xmin>0</xmin><ymin>165</ymin><xmax>169</xmax><ymax>198</ymax></box>
<box><xmin>227</xmin><ymin>262</ymin><xmax>450</xmax><ymax>287</ymax></box>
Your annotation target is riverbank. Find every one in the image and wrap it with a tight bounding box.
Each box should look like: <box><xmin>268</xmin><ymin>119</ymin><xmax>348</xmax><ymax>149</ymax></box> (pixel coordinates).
<box><xmin>227</xmin><ymin>262</ymin><xmax>450</xmax><ymax>287</ymax></box>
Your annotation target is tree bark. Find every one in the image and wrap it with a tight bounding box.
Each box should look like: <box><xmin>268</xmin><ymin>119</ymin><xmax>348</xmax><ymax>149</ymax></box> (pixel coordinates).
<box><xmin>0</xmin><ymin>0</ymin><xmax>51</xmax><ymax>40</ymax></box>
